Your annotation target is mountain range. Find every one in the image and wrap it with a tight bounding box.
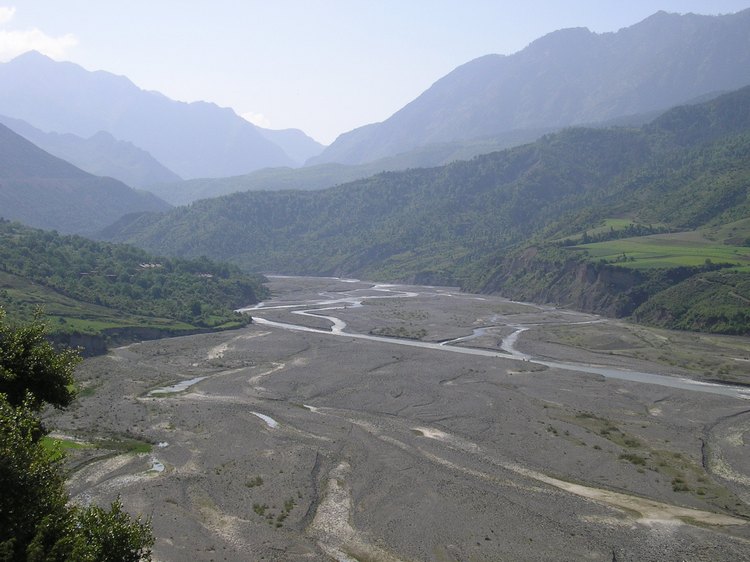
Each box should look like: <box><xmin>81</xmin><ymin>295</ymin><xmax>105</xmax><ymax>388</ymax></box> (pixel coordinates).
<box><xmin>0</xmin><ymin>52</ymin><xmax>324</xmax><ymax>179</ymax></box>
<box><xmin>311</xmin><ymin>9</ymin><xmax>750</xmax><ymax>166</ymax></box>
<box><xmin>0</xmin><ymin>114</ymin><xmax>181</xmax><ymax>187</ymax></box>
<box><xmin>1</xmin><ymin>9</ymin><xmax>749</xmax><ymax>334</ymax></box>
<box><xmin>146</xmin><ymin>126</ymin><xmax>555</xmax><ymax>205</ymax></box>
<box><xmin>3</xmin><ymin>10</ymin><xmax>749</xmax><ymax>205</ymax></box>
<box><xmin>0</xmin><ymin>123</ymin><xmax>170</xmax><ymax>234</ymax></box>
<box><xmin>148</xmin><ymin>97</ymin><xmax>719</xmax><ymax>207</ymax></box>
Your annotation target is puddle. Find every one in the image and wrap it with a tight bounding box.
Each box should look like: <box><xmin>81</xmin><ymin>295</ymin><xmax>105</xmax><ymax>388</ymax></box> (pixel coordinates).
<box><xmin>148</xmin><ymin>376</ymin><xmax>207</xmax><ymax>396</ymax></box>
<box><xmin>252</xmin><ymin>412</ymin><xmax>279</xmax><ymax>428</ymax></box>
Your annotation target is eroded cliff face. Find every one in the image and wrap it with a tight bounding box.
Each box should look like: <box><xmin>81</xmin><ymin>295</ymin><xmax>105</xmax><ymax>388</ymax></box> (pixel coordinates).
<box><xmin>50</xmin><ymin>325</ymin><xmax>241</xmax><ymax>357</ymax></box>
<box><xmin>478</xmin><ymin>249</ymin><xmax>646</xmax><ymax>317</ymax></box>
<box><xmin>52</xmin><ymin>332</ymin><xmax>107</xmax><ymax>357</ymax></box>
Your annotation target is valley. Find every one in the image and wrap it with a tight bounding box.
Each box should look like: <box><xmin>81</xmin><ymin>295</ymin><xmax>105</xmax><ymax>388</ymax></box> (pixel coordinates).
<box><xmin>49</xmin><ymin>276</ymin><xmax>750</xmax><ymax>561</ymax></box>
<box><xmin>3</xmin><ymin>5</ymin><xmax>750</xmax><ymax>561</ymax></box>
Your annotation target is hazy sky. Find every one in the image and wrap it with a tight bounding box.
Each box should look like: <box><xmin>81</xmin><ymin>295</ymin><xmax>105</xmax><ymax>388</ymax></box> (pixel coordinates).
<box><xmin>1</xmin><ymin>1</ymin><xmax>749</xmax><ymax>144</ymax></box>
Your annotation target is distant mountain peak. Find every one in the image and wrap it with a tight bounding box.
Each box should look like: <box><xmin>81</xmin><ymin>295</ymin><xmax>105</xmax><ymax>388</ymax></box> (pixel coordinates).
<box><xmin>526</xmin><ymin>26</ymin><xmax>592</xmax><ymax>48</ymax></box>
<box><xmin>0</xmin><ymin>54</ymin><xmax>299</xmax><ymax>178</ymax></box>
<box><xmin>10</xmin><ymin>50</ymin><xmax>52</xmax><ymax>63</ymax></box>
<box><xmin>310</xmin><ymin>9</ymin><xmax>750</xmax><ymax>167</ymax></box>
<box><xmin>0</xmin><ymin>115</ymin><xmax>182</xmax><ymax>187</ymax></box>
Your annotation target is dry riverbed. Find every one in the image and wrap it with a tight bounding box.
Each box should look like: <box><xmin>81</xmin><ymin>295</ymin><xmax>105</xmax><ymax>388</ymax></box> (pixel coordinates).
<box><xmin>48</xmin><ymin>276</ymin><xmax>750</xmax><ymax>561</ymax></box>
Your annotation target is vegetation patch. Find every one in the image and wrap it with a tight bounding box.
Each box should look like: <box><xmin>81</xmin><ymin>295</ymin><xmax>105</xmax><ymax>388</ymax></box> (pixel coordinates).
<box><xmin>245</xmin><ymin>475</ymin><xmax>264</xmax><ymax>488</ymax></box>
<box><xmin>96</xmin><ymin>435</ymin><xmax>154</xmax><ymax>455</ymax></box>
<box><xmin>252</xmin><ymin>496</ymin><xmax>297</xmax><ymax>529</ymax></box>
<box><xmin>567</xmin><ymin>411</ymin><xmax>749</xmax><ymax>515</ymax></box>
<box><xmin>40</xmin><ymin>435</ymin><xmax>94</xmax><ymax>461</ymax></box>
<box><xmin>574</xmin><ymin>232</ymin><xmax>749</xmax><ymax>270</ymax></box>
<box><xmin>619</xmin><ymin>452</ymin><xmax>647</xmax><ymax>466</ymax></box>
<box><xmin>0</xmin><ymin>220</ymin><xmax>268</xmax><ymax>346</ymax></box>
<box><xmin>370</xmin><ymin>326</ymin><xmax>428</xmax><ymax>340</ymax></box>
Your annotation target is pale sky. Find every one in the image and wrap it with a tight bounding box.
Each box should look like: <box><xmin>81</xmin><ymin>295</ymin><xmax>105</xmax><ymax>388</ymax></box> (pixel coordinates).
<box><xmin>1</xmin><ymin>1</ymin><xmax>749</xmax><ymax>144</ymax></box>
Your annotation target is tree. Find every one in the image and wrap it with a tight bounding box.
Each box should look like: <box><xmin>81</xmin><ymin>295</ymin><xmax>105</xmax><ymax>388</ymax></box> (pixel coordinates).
<box><xmin>25</xmin><ymin>498</ymin><xmax>153</xmax><ymax>562</ymax></box>
<box><xmin>0</xmin><ymin>310</ymin><xmax>153</xmax><ymax>561</ymax></box>
<box><xmin>0</xmin><ymin>394</ymin><xmax>68</xmax><ymax>560</ymax></box>
<box><xmin>0</xmin><ymin>309</ymin><xmax>79</xmax><ymax>410</ymax></box>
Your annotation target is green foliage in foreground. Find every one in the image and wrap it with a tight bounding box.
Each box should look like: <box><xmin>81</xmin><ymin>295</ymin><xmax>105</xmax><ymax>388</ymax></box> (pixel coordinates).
<box><xmin>0</xmin><ymin>315</ymin><xmax>153</xmax><ymax>561</ymax></box>
<box><xmin>0</xmin><ymin>220</ymin><xmax>267</xmax><ymax>334</ymax></box>
<box><xmin>0</xmin><ymin>310</ymin><xmax>80</xmax><ymax>410</ymax></box>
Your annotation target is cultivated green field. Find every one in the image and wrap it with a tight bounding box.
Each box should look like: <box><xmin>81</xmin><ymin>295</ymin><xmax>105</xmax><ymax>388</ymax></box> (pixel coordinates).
<box><xmin>573</xmin><ymin>229</ymin><xmax>750</xmax><ymax>269</ymax></box>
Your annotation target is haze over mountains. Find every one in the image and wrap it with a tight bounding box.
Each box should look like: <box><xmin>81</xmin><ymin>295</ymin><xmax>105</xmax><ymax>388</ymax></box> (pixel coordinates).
<box><xmin>0</xmin><ymin>114</ymin><xmax>181</xmax><ymax>188</ymax></box>
<box><xmin>146</xmin><ymin>8</ymin><xmax>750</xmax><ymax>205</ymax></box>
<box><xmin>0</xmin><ymin>123</ymin><xmax>169</xmax><ymax>234</ymax></box>
<box><xmin>311</xmin><ymin>9</ymin><xmax>750</xmax><ymax>166</ymax></box>
<box><xmin>0</xmin><ymin>51</ymin><xmax>324</xmax><ymax>179</ymax></box>
<box><xmin>1</xmin><ymin>9</ymin><xmax>749</xmax><ymax>206</ymax></box>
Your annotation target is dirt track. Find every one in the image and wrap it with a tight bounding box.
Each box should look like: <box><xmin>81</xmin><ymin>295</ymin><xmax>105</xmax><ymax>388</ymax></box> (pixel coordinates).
<box><xmin>49</xmin><ymin>277</ymin><xmax>750</xmax><ymax>561</ymax></box>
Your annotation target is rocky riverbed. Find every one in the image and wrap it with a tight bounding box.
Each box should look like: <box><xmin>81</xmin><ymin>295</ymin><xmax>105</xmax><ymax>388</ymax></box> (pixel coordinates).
<box><xmin>48</xmin><ymin>276</ymin><xmax>750</xmax><ymax>561</ymax></box>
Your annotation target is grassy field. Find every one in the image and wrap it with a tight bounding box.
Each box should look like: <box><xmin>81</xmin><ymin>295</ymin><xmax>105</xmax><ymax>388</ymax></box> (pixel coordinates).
<box><xmin>40</xmin><ymin>435</ymin><xmax>94</xmax><ymax>461</ymax></box>
<box><xmin>571</xmin><ymin>228</ymin><xmax>750</xmax><ymax>270</ymax></box>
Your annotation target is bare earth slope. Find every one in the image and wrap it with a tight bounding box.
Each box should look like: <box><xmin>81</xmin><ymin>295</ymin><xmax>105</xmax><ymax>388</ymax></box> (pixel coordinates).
<box><xmin>49</xmin><ymin>277</ymin><xmax>750</xmax><ymax>561</ymax></box>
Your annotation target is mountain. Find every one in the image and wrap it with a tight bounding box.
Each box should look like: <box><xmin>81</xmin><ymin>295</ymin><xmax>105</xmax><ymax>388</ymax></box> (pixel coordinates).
<box><xmin>0</xmin><ymin>51</ymin><xmax>297</xmax><ymax>178</ymax></box>
<box><xmin>148</xmin><ymin>127</ymin><xmax>553</xmax><ymax>205</ymax></box>
<box><xmin>0</xmin><ymin>115</ymin><xmax>181</xmax><ymax>187</ymax></box>
<box><xmin>103</xmin><ymin>87</ymin><xmax>750</xmax><ymax>334</ymax></box>
<box><xmin>0</xmin><ymin>123</ymin><xmax>170</xmax><ymax>234</ymax></box>
<box><xmin>310</xmin><ymin>9</ymin><xmax>750</xmax><ymax>166</ymax></box>
<box><xmin>257</xmin><ymin>127</ymin><xmax>325</xmax><ymax>165</ymax></box>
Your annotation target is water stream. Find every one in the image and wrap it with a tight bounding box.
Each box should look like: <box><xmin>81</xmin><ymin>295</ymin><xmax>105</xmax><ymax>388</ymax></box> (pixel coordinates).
<box><xmin>148</xmin><ymin>376</ymin><xmax>207</xmax><ymax>396</ymax></box>
<box><xmin>246</xmin><ymin>281</ymin><xmax>750</xmax><ymax>401</ymax></box>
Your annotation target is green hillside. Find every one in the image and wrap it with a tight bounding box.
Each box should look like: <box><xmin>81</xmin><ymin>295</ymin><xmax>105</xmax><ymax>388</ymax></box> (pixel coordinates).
<box><xmin>0</xmin><ymin>220</ymin><xmax>267</xmax><ymax>352</ymax></box>
<box><xmin>107</xmin><ymin>126</ymin><xmax>653</xmax><ymax>274</ymax></box>
<box><xmin>147</xmin><ymin>127</ymin><xmax>553</xmax><ymax>206</ymax></box>
<box><xmin>104</xmin><ymin>87</ymin><xmax>750</xmax><ymax>334</ymax></box>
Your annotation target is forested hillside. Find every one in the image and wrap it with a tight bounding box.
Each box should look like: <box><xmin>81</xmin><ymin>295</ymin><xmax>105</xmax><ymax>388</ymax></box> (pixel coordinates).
<box><xmin>105</xmin><ymin>126</ymin><xmax>653</xmax><ymax>272</ymax></box>
<box><xmin>103</xmin><ymin>88</ymin><xmax>750</xmax><ymax>334</ymax></box>
<box><xmin>0</xmin><ymin>220</ymin><xmax>267</xmax><ymax>350</ymax></box>
<box><xmin>149</xmin><ymin>127</ymin><xmax>553</xmax><ymax>206</ymax></box>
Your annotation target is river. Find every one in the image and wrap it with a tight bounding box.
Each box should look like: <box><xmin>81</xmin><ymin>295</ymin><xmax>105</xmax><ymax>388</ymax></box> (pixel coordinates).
<box><xmin>243</xmin><ymin>278</ymin><xmax>750</xmax><ymax>401</ymax></box>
